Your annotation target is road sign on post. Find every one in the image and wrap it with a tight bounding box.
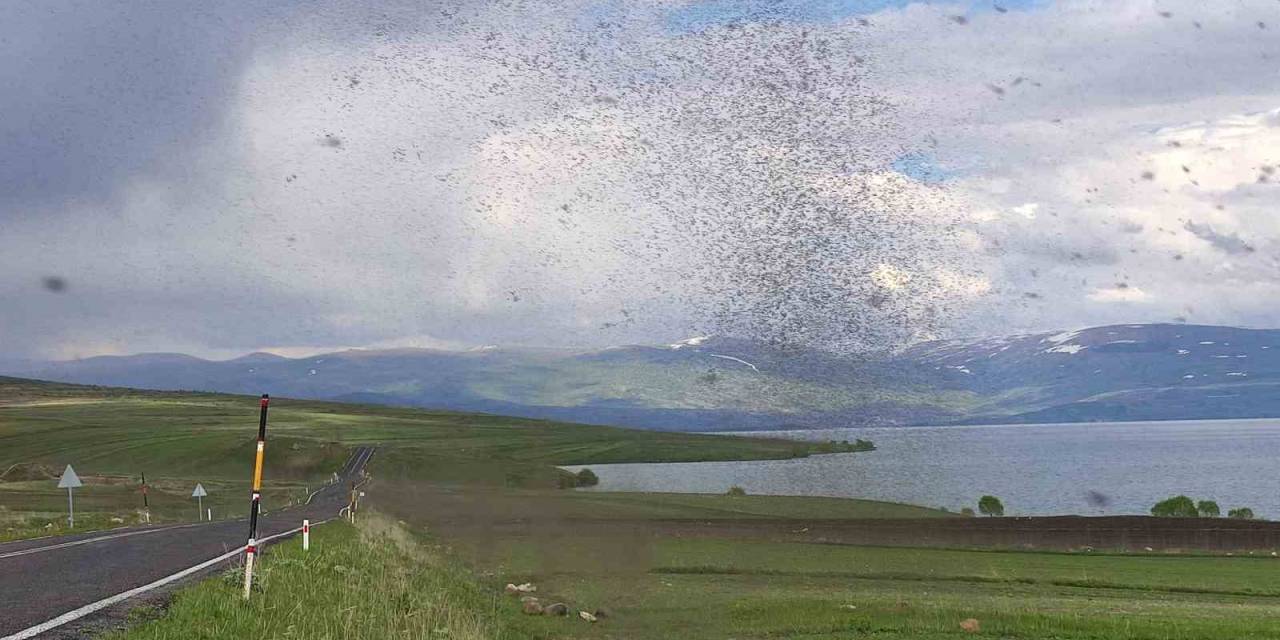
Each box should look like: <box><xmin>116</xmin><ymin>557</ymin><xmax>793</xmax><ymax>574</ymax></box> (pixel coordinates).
<box><xmin>243</xmin><ymin>394</ymin><xmax>270</xmax><ymax>600</ymax></box>
<box><xmin>58</xmin><ymin>465</ymin><xmax>82</xmax><ymax>528</ymax></box>
<box><xmin>192</xmin><ymin>483</ymin><xmax>207</xmax><ymax>521</ymax></box>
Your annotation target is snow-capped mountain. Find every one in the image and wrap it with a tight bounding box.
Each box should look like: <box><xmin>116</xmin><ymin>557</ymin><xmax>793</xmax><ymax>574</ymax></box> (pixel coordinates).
<box><xmin>7</xmin><ymin>324</ymin><xmax>1280</xmax><ymax>430</ymax></box>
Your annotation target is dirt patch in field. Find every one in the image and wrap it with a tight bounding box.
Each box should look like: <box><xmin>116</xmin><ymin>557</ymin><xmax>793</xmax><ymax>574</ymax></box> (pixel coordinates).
<box><xmin>0</xmin><ymin>463</ymin><xmax>59</xmax><ymax>482</ymax></box>
<box><xmin>374</xmin><ymin>483</ymin><xmax>1280</xmax><ymax>554</ymax></box>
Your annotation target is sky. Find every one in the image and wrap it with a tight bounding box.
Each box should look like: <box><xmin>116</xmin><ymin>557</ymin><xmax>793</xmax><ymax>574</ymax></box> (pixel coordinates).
<box><xmin>2</xmin><ymin>0</ymin><xmax>1279</xmax><ymax>360</ymax></box>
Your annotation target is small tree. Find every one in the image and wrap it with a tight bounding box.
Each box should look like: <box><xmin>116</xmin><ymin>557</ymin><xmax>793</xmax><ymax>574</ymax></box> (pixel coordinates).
<box><xmin>1196</xmin><ymin>500</ymin><xmax>1220</xmax><ymax>518</ymax></box>
<box><xmin>1151</xmin><ymin>495</ymin><xmax>1198</xmax><ymax>517</ymax></box>
<box><xmin>960</xmin><ymin>507</ymin><xmax>975</xmax><ymax>517</ymax></box>
<box><xmin>726</xmin><ymin>485</ymin><xmax>747</xmax><ymax>497</ymax></box>
<box><xmin>575</xmin><ymin>468</ymin><xmax>599</xmax><ymax>487</ymax></box>
<box><xmin>1228</xmin><ymin>507</ymin><xmax>1256</xmax><ymax>520</ymax></box>
<box><xmin>977</xmin><ymin>495</ymin><xmax>1005</xmax><ymax>517</ymax></box>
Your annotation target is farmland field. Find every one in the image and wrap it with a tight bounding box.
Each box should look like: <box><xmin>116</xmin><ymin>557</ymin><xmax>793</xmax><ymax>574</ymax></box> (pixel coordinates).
<box><xmin>7</xmin><ymin>377</ymin><xmax>1280</xmax><ymax>639</ymax></box>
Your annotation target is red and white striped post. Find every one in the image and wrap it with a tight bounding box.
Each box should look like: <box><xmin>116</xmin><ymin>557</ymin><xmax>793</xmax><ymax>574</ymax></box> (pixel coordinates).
<box><xmin>302</xmin><ymin>519</ymin><xmax>310</xmax><ymax>551</ymax></box>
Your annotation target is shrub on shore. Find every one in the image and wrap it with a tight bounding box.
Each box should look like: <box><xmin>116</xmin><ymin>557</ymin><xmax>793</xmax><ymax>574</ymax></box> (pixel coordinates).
<box><xmin>977</xmin><ymin>495</ymin><xmax>1004</xmax><ymax>517</ymax></box>
<box><xmin>1151</xmin><ymin>495</ymin><xmax>1199</xmax><ymax>517</ymax></box>
<box><xmin>726</xmin><ymin>486</ymin><xmax>747</xmax><ymax>497</ymax></box>
<box><xmin>1196</xmin><ymin>500</ymin><xmax>1221</xmax><ymax>518</ymax></box>
<box><xmin>575</xmin><ymin>468</ymin><xmax>599</xmax><ymax>487</ymax></box>
<box><xmin>1228</xmin><ymin>507</ymin><xmax>1255</xmax><ymax>520</ymax></box>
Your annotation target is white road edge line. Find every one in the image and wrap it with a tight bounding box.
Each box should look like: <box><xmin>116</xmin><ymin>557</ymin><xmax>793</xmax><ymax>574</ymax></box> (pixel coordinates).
<box><xmin>1</xmin><ymin>521</ymin><xmax>328</xmax><ymax>640</ymax></box>
<box><xmin>0</xmin><ymin>523</ymin><xmax>203</xmax><ymax>561</ymax></box>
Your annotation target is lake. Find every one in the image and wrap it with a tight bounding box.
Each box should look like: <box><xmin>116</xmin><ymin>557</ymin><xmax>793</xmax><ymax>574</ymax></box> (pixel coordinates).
<box><xmin>564</xmin><ymin>419</ymin><xmax>1280</xmax><ymax>517</ymax></box>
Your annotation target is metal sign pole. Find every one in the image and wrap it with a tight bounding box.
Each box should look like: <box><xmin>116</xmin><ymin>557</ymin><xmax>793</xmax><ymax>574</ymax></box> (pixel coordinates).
<box><xmin>58</xmin><ymin>465</ymin><xmax>83</xmax><ymax>529</ymax></box>
<box><xmin>192</xmin><ymin>483</ymin><xmax>208</xmax><ymax>521</ymax></box>
<box><xmin>242</xmin><ymin>394</ymin><xmax>270</xmax><ymax>600</ymax></box>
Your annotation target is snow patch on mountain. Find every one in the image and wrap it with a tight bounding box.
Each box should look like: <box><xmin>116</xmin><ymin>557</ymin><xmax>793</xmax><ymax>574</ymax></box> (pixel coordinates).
<box><xmin>670</xmin><ymin>336</ymin><xmax>710</xmax><ymax>350</ymax></box>
<box><xmin>1043</xmin><ymin>331</ymin><xmax>1081</xmax><ymax>345</ymax></box>
<box><xmin>1045</xmin><ymin>344</ymin><xmax>1086</xmax><ymax>354</ymax></box>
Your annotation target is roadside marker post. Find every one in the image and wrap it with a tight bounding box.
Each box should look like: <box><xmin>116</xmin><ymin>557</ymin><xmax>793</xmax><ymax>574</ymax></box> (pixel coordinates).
<box><xmin>242</xmin><ymin>394</ymin><xmax>270</xmax><ymax>600</ymax></box>
<box><xmin>140</xmin><ymin>472</ymin><xmax>151</xmax><ymax>523</ymax></box>
<box><xmin>58</xmin><ymin>465</ymin><xmax>82</xmax><ymax>528</ymax></box>
<box><xmin>192</xmin><ymin>483</ymin><xmax>207</xmax><ymax>521</ymax></box>
<box><xmin>303</xmin><ymin>519</ymin><xmax>310</xmax><ymax>551</ymax></box>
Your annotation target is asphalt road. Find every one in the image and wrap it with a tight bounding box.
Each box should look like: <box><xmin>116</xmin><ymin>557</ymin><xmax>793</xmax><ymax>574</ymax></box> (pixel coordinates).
<box><xmin>0</xmin><ymin>446</ymin><xmax>375</xmax><ymax>639</ymax></box>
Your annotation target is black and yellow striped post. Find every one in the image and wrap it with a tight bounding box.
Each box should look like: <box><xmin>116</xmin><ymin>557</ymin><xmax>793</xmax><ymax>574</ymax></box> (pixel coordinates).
<box><xmin>242</xmin><ymin>394</ymin><xmax>270</xmax><ymax>600</ymax></box>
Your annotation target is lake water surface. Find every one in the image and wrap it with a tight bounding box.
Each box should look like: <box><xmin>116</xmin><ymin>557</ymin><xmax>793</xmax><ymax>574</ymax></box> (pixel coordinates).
<box><xmin>564</xmin><ymin>420</ymin><xmax>1280</xmax><ymax>517</ymax></box>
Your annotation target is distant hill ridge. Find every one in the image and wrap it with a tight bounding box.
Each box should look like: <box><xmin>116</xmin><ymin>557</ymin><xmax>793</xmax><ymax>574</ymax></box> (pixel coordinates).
<box><xmin>5</xmin><ymin>324</ymin><xmax>1280</xmax><ymax>431</ymax></box>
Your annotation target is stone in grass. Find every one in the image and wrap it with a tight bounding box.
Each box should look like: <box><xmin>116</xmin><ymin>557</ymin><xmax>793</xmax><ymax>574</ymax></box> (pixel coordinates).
<box><xmin>543</xmin><ymin>603</ymin><xmax>568</xmax><ymax>616</ymax></box>
<box><xmin>960</xmin><ymin>618</ymin><xmax>980</xmax><ymax>633</ymax></box>
<box><xmin>579</xmin><ymin>611</ymin><xmax>598</xmax><ymax>623</ymax></box>
<box><xmin>505</xmin><ymin>582</ymin><xmax>536</xmax><ymax>595</ymax></box>
<box><xmin>519</xmin><ymin>595</ymin><xmax>539</xmax><ymax>604</ymax></box>
<box><xmin>522</xmin><ymin>600</ymin><xmax>544</xmax><ymax>615</ymax></box>
<box><xmin>592</xmin><ymin>608</ymin><xmax>609</xmax><ymax>619</ymax></box>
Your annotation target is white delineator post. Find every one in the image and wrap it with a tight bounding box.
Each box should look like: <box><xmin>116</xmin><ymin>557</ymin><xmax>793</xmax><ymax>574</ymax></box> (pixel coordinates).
<box><xmin>242</xmin><ymin>538</ymin><xmax>256</xmax><ymax>599</ymax></box>
<box><xmin>303</xmin><ymin>519</ymin><xmax>310</xmax><ymax>551</ymax></box>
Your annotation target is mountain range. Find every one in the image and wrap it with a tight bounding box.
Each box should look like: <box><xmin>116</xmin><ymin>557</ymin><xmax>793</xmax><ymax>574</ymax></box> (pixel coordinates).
<box><xmin>5</xmin><ymin>324</ymin><xmax>1280</xmax><ymax>431</ymax></box>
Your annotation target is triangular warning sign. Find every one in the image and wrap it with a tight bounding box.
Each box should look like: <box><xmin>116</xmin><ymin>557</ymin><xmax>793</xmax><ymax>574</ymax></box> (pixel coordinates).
<box><xmin>192</xmin><ymin>483</ymin><xmax>207</xmax><ymax>498</ymax></box>
<box><xmin>58</xmin><ymin>465</ymin><xmax>83</xmax><ymax>488</ymax></box>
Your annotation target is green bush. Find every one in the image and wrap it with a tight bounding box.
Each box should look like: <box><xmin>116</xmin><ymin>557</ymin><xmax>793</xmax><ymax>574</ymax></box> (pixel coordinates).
<box><xmin>1196</xmin><ymin>500</ymin><xmax>1221</xmax><ymax>518</ymax></box>
<box><xmin>1151</xmin><ymin>495</ymin><xmax>1198</xmax><ymax>517</ymax></box>
<box><xmin>978</xmin><ymin>495</ymin><xmax>1004</xmax><ymax>517</ymax></box>
<box><xmin>726</xmin><ymin>486</ymin><xmax>747</xmax><ymax>497</ymax></box>
<box><xmin>555</xmin><ymin>469</ymin><xmax>579</xmax><ymax>489</ymax></box>
<box><xmin>1228</xmin><ymin>507</ymin><xmax>1255</xmax><ymax>520</ymax></box>
<box><xmin>960</xmin><ymin>507</ymin><xmax>975</xmax><ymax>517</ymax></box>
<box><xmin>575</xmin><ymin>468</ymin><xmax>599</xmax><ymax>487</ymax></box>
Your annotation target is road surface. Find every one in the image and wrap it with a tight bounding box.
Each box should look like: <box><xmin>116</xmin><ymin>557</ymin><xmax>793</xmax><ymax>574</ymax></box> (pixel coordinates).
<box><xmin>0</xmin><ymin>446</ymin><xmax>375</xmax><ymax>639</ymax></box>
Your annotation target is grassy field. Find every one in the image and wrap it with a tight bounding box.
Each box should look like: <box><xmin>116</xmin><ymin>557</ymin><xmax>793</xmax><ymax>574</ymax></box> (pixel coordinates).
<box><xmin>0</xmin><ymin>376</ymin><xmax>834</xmax><ymax>534</ymax></box>
<box><xmin>452</xmin><ymin>534</ymin><xmax>1280</xmax><ymax>639</ymax></box>
<box><xmin>9</xmin><ymin>377</ymin><xmax>1280</xmax><ymax>639</ymax></box>
<box><xmin>107</xmin><ymin>515</ymin><xmax>522</xmax><ymax>640</ymax></box>
<box><xmin>362</xmin><ymin>480</ymin><xmax>1280</xmax><ymax>640</ymax></box>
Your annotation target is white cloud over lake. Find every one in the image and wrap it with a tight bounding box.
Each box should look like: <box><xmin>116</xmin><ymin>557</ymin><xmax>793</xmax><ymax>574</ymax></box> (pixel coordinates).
<box><xmin>2</xmin><ymin>0</ymin><xmax>1278</xmax><ymax>359</ymax></box>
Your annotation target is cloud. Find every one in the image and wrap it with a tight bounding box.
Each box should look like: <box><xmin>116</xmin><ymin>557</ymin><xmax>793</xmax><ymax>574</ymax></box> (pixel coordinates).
<box><xmin>1088</xmin><ymin>285</ymin><xmax>1151</xmax><ymax>303</ymax></box>
<box><xmin>1</xmin><ymin>1</ymin><xmax>978</xmax><ymax>358</ymax></box>
<box><xmin>1183</xmin><ymin>221</ymin><xmax>1256</xmax><ymax>255</ymax></box>
<box><xmin>4</xmin><ymin>0</ymin><xmax>1280</xmax><ymax>360</ymax></box>
<box><xmin>664</xmin><ymin>0</ymin><xmax>1047</xmax><ymax>32</ymax></box>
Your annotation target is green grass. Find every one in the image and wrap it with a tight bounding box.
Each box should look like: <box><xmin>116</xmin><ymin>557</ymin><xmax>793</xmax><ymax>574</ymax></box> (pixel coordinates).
<box><xmin>434</xmin><ymin>489</ymin><xmax>952</xmax><ymax>521</ymax></box>
<box><xmin>105</xmin><ymin>515</ymin><xmax>520</xmax><ymax>640</ymax></box>
<box><xmin>0</xmin><ymin>376</ymin><xmax>846</xmax><ymax>532</ymax></box>
<box><xmin>0</xmin><ymin>377</ymin><xmax>825</xmax><ymax>477</ymax></box>
<box><xmin>14</xmin><ymin>376</ymin><xmax>1280</xmax><ymax>639</ymax></box>
<box><xmin>475</xmin><ymin>535</ymin><xmax>1280</xmax><ymax>639</ymax></box>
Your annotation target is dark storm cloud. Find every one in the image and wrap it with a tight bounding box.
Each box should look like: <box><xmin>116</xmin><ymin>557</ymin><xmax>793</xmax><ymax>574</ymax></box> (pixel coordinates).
<box><xmin>0</xmin><ymin>1</ymin><xmax>303</xmax><ymax>213</ymax></box>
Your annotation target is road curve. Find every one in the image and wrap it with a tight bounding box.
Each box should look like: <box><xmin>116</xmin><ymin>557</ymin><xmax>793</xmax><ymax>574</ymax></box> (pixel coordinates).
<box><xmin>0</xmin><ymin>446</ymin><xmax>375</xmax><ymax>639</ymax></box>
